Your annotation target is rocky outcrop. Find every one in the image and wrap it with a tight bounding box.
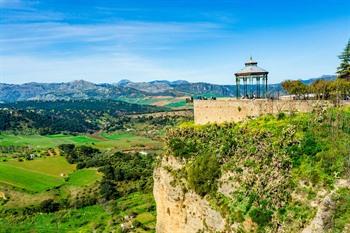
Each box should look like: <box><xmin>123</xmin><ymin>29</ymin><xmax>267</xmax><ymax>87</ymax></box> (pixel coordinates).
<box><xmin>302</xmin><ymin>179</ymin><xmax>350</xmax><ymax>233</ymax></box>
<box><xmin>154</xmin><ymin>156</ymin><xmax>226</xmax><ymax>233</ymax></box>
<box><xmin>154</xmin><ymin>154</ymin><xmax>350</xmax><ymax>233</ymax></box>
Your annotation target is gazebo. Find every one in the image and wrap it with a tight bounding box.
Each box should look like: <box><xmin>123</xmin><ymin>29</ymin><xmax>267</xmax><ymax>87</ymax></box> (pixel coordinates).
<box><xmin>234</xmin><ymin>57</ymin><xmax>268</xmax><ymax>98</ymax></box>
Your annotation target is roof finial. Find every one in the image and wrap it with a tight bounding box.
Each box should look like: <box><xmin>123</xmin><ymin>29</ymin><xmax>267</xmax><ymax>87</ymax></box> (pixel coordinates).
<box><xmin>250</xmin><ymin>55</ymin><xmax>252</xmax><ymax>61</ymax></box>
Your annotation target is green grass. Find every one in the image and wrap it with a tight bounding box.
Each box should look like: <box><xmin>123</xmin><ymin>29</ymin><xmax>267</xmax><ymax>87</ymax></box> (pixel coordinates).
<box><xmin>6</xmin><ymin>156</ymin><xmax>75</xmax><ymax>177</ymax></box>
<box><xmin>0</xmin><ymin>134</ymin><xmax>98</xmax><ymax>148</ymax></box>
<box><xmin>332</xmin><ymin>187</ymin><xmax>350</xmax><ymax>233</ymax></box>
<box><xmin>117</xmin><ymin>96</ymin><xmax>172</xmax><ymax>105</ymax></box>
<box><xmin>66</xmin><ymin>168</ymin><xmax>102</xmax><ymax>187</ymax></box>
<box><xmin>165</xmin><ymin>100</ymin><xmax>188</xmax><ymax>108</ymax></box>
<box><xmin>0</xmin><ymin>205</ymin><xmax>110</xmax><ymax>233</ymax></box>
<box><xmin>100</xmin><ymin>132</ymin><xmax>134</xmax><ymax>140</ymax></box>
<box><xmin>0</xmin><ymin>157</ymin><xmax>106</xmax><ymax>192</ymax></box>
<box><xmin>97</xmin><ymin>132</ymin><xmax>161</xmax><ymax>149</ymax></box>
<box><xmin>0</xmin><ymin>163</ymin><xmax>64</xmax><ymax>192</ymax></box>
<box><xmin>0</xmin><ymin>192</ymin><xmax>156</xmax><ymax>232</ymax></box>
<box><xmin>0</xmin><ymin>132</ymin><xmax>161</xmax><ymax>150</ymax></box>
<box><xmin>0</xmin><ymin>157</ymin><xmax>76</xmax><ymax>192</ymax></box>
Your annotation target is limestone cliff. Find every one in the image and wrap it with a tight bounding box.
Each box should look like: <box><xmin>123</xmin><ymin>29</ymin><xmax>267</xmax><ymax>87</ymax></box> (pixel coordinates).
<box><xmin>154</xmin><ymin>156</ymin><xmax>226</xmax><ymax>233</ymax></box>
<box><xmin>154</xmin><ymin>155</ymin><xmax>350</xmax><ymax>233</ymax></box>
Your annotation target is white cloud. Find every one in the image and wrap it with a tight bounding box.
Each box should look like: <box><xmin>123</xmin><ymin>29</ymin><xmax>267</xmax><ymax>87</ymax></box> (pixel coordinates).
<box><xmin>0</xmin><ymin>53</ymin><xmax>190</xmax><ymax>83</ymax></box>
<box><xmin>0</xmin><ymin>20</ymin><xmax>230</xmax><ymax>58</ymax></box>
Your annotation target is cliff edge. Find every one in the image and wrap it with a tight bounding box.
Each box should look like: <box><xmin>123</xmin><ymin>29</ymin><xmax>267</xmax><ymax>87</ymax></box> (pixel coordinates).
<box><xmin>154</xmin><ymin>108</ymin><xmax>350</xmax><ymax>233</ymax></box>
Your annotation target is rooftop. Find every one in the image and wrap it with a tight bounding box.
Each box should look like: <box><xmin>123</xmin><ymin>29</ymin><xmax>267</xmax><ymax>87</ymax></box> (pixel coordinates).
<box><xmin>235</xmin><ymin>57</ymin><xmax>268</xmax><ymax>77</ymax></box>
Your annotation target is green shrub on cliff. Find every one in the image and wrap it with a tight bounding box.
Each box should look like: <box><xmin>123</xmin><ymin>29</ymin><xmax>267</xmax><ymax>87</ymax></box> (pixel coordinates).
<box><xmin>186</xmin><ymin>153</ymin><xmax>221</xmax><ymax>196</ymax></box>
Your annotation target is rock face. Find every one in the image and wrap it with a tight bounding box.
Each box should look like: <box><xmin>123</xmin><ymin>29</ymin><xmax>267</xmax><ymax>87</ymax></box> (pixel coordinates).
<box><xmin>302</xmin><ymin>179</ymin><xmax>350</xmax><ymax>233</ymax></box>
<box><xmin>154</xmin><ymin>156</ymin><xmax>226</xmax><ymax>233</ymax></box>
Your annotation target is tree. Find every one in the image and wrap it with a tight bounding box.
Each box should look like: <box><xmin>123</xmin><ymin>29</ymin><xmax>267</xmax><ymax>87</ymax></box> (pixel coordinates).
<box><xmin>331</xmin><ymin>79</ymin><xmax>350</xmax><ymax>100</ymax></box>
<box><xmin>100</xmin><ymin>178</ymin><xmax>118</xmax><ymax>200</ymax></box>
<box><xmin>281</xmin><ymin>80</ymin><xmax>309</xmax><ymax>99</ymax></box>
<box><xmin>311</xmin><ymin>79</ymin><xmax>332</xmax><ymax>100</ymax></box>
<box><xmin>40</xmin><ymin>199</ymin><xmax>60</xmax><ymax>213</ymax></box>
<box><xmin>337</xmin><ymin>39</ymin><xmax>350</xmax><ymax>80</ymax></box>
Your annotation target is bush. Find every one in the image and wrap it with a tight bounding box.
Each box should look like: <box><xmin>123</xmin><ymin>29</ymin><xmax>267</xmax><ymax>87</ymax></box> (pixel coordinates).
<box><xmin>277</xmin><ymin>112</ymin><xmax>286</xmax><ymax>120</ymax></box>
<box><xmin>100</xmin><ymin>178</ymin><xmax>118</xmax><ymax>201</ymax></box>
<box><xmin>39</xmin><ymin>199</ymin><xmax>60</xmax><ymax>213</ymax></box>
<box><xmin>300</xmin><ymin>131</ymin><xmax>322</xmax><ymax>157</ymax></box>
<box><xmin>249</xmin><ymin>207</ymin><xmax>273</xmax><ymax>226</ymax></box>
<box><xmin>186</xmin><ymin>154</ymin><xmax>221</xmax><ymax>196</ymax></box>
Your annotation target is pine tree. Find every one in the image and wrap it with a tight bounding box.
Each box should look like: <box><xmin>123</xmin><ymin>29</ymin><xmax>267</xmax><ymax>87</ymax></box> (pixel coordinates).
<box><xmin>337</xmin><ymin>39</ymin><xmax>350</xmax><ymax>80</ymax></box>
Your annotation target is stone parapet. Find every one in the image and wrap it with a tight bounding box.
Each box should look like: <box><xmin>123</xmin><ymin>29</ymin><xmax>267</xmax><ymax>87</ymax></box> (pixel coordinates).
<box><xmin>194</xmin><ymin>99</ymin><xmax>332</xmax><ymax>124</ymax></box>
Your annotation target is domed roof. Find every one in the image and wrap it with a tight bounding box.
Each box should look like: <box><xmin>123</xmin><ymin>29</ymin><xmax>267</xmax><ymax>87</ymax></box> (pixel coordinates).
<box><xmin>235</xmin><ymin>57</ymin><xmax>268</xmax><ymax>77</ymax></box>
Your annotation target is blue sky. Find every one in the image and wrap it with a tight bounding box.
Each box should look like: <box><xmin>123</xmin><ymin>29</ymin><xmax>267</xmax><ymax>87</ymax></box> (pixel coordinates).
<box><xmin>0</xmin><ymin>0</ymin><xmax>349</xmax><ymax>84</ymax></box>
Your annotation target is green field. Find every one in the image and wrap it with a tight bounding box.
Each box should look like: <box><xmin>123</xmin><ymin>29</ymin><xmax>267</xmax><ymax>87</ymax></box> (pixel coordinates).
<box><xmin>0</xmin><ymin>163</ymin><xmax>64</xmax><ymax>192</ymax></box>
<box><xmin>6</xmin><ymin>156</ymin><xmax>75</xmax><ymax>177</ymax></box>
<box><xmin>0</xmin><ymin>132</ymin><xmax>161</xmax><ymax>150</ymax></box>
<box><xmin>0</xmin><ymin>192</ymin><xmax>156</xmax><ymax>232</ymax></box>
<box><xmin>67</xmin><ymin>168</ymin><xmax>102</xmax><ymax>187</ymax></box>
<box><xmin>0</xmin><ymin>157</ymin><xmax>100</xmax><ymax>193</ymax></box>
<box><xmin>117</xmin><ymin>96</ymin><xmax>172</xmax><ymax>105</ymax></box>
<box><xmin>165</xmin><ymin>100</ymin><xmax>187</xmax><ymax>108</ymax></box>
<box><xmin>0</xmin><ymin>134</ymin><xmax>98</xmax><ymax>148</ymax></box>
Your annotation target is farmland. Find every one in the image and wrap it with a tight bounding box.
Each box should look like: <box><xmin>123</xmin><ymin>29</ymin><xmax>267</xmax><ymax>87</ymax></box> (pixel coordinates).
<box><xmin>0</xmin><ymin>132</ymin><xmax>162</xmax><ymax>151</ymax></box>
<box><xmin>0</xmin><ymin>99</ymin><xmax>191</xmax><ymax>232</ymax></box>
<box><xmin>0</xmin><ymin>129</ymin><xmax>161</xmax><ymax>232</ymax></box>
<box><xmin>0</xmin><ymin>156</ymin><xmax>100</xmax><ymax>193</ymax></box>
<box><xmin>0</xmin><ymin>192</ymin><xmax>156</xmax><ymax>232</ymax></box>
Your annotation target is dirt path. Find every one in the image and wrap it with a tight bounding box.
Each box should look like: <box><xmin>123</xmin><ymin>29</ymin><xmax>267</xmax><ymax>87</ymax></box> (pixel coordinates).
<box><xmin>89</xmin><ymin>130</ymin><xmax>107</xmax><ymax>141</ymax></box>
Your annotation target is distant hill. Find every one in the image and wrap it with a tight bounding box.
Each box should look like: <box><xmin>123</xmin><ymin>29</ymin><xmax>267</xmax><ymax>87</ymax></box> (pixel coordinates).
<box><xmin>0</xmin><ymin>75</ymin><xmax>335</xmax><ymax>102</ymax></box>
<box><xmin>0</xmin><ymin>99</ymin><xmax>165</xmax><ymax>134</ymax></box>
<box><xmin>300</xmin><ymin>75</ymin><xmax>336</xmax><ymax>85</ymax></box>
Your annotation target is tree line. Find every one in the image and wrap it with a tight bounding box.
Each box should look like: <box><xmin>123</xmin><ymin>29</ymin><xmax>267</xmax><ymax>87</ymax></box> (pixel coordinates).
<box><xmin>282</xmin><ymin>39</ymin><xmax>350</xmax><ymax>100</ymax></box>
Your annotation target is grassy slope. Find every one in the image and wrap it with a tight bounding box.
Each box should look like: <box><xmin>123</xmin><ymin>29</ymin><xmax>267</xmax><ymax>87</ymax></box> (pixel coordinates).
<box><xmin>6</xmin><ymin>156</ymin><xmax>75</xmax><ymax>177</ymax></box>
<box><xmin>0</xmin><ymin>131</ymin><xmax>160</xmax><ymax>194</ymax></box>
<box><xmin>0</xmin><ymin>192</ymin><xmax>156</xmax><ymax>233</ymax></box>
<box><xmin>0</xmin><ymin>134</ymin><xmax>98</xmax><ymax>148</ymax></box>
<box><xmin>0</xmin><ymin>132</ymin><xmax>161</xmax><ymax>150</ymax></box>
<box><xmin>0</xmin><ymin>163</ymin><xmax>64</xmax><ymax>192</ymax></box>
<box><xmin>0</xmin><ymin>157</ymin><xmax>101</xmax><ymax>193</ymax></box>
<box><xmin>66</xmin><ymin>168</ymin><xmax>102</xmax><ymax>187</ymax></box>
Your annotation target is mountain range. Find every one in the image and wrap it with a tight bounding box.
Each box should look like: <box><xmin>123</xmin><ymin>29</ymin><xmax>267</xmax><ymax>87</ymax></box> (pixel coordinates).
<box><xmin>0</xmin><ymin>75</ymin><xmax>335</xmax><ymax>103</ymax></box>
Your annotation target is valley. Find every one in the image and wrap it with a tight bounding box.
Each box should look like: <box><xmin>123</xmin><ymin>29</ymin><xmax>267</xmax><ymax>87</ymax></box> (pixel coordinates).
<box><xmin>0</xmin><ymin>99</ymin><xmax>192</xmax><ymax>232</ymax></box>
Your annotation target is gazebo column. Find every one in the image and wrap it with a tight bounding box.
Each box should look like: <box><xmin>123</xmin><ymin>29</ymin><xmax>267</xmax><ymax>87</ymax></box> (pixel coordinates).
<box><xmin>236</xmin><ymin>77</ymin><xmax>240</xmax><ymax>98</ymax></box>
<box><xmin>256</xmin><ymin>77</ymin><xmax>260</xmax><ymax>98</ymax></box>
<box><xmin>265</xmin><ymin>75</ymin><xmax>268</xmax><ymax>98</ymax></box>
<box><xmin>243</xmin><ymin>78</ymin><xmax>247</xmax><ymax>97</ymax></box>
<box><xmin>250</xmin><ymin>76</ymin><xmax>253</xmax><ymax>98</ymax></box>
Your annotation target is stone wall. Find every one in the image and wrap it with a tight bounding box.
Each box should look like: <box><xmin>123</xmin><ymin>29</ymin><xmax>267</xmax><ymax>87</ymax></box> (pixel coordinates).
<box><xmin>194</xmin><ymin>99</ymin><xmax>331</xmax><ymax>125</ymax></box>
